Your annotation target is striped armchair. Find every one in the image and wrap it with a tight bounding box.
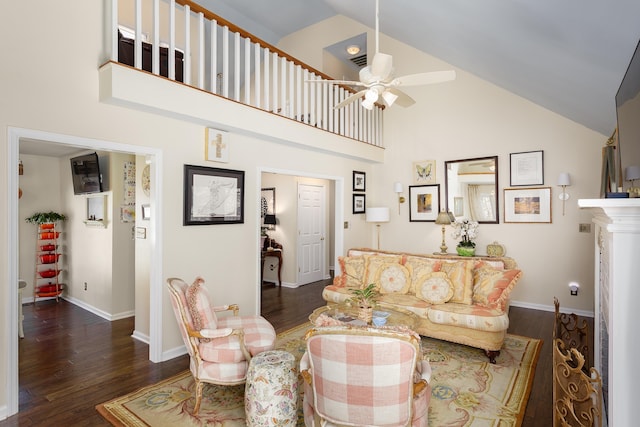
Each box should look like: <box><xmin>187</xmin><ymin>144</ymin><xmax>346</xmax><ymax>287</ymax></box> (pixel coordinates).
<box><xmin>300</xmin><ymin>326</ymin><xmax>431</xmax><ymax>426</ymax></box>
<box><xmin>167</xmin><ymin>277</ymin><xmax>276</xmax><ymax>414</ymax></box>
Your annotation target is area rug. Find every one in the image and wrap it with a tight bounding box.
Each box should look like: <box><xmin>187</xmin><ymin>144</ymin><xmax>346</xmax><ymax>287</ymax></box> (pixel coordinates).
<box><xmin>97</xmin><ymin>323</ymin><xmax>541</xmax><ymax>426</ymax></box>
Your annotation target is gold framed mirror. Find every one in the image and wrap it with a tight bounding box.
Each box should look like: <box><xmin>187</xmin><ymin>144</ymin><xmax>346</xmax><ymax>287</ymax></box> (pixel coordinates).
<box><xmin>445</xmin><ymin>156</ymin><xmax>499</xmax><ymax>224</ymax></box>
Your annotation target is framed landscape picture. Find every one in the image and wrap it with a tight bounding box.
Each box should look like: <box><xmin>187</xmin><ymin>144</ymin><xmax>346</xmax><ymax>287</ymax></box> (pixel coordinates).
<box><xmin>504</xmin><ymin>187</ymin><xmax>551</xmax><ymax>223</ymax></box>
<box><xmin>409</xmin><ymin>184</ymin><xmax>440</xmax><ymax>222</ymax></box>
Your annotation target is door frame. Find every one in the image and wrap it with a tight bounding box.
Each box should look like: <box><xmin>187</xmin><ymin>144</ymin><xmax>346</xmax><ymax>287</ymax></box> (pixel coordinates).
<box><xmin>256</xmin><ymin>167</ymin><xmax>344</xmax><ymax>312</ymax></box>
<box><xmin>5</xmin><ymin>127</ymin><xmax>164</xmax><ymax>417</ymax></box>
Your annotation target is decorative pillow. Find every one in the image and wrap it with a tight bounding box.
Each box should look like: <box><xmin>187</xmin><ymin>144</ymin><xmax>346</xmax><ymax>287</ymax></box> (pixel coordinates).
<box><xmin>404</xmin><ymin>256</ymin><xmax>441</xmax><ymax>293</ymax></box>
<box><xmin>415</xmin><ymin>272</ymin><xmax>454</xmax><ymax>304</ymax></box>
<box><xmin>375</xmin><ymin>263</ymin><xmax>411</xmax><ymax>294</ymax></box>
<box><xmin>473</xmin><ymin>266</ymin><xmax>523</xmax><ymax>311</ymax></box>
<box><xmin>439</xmin><ymin>261</ymin><xmax>474</xmax><ymax>305</ymax></box>
<box><xmin>186</xmin><ymin>277</ymin><xmax>218</xmax><ymax>336</ymax></box>
<box><xmin>336</xmin><ymin>256</ymin><xmax>366</xmax><ymax>288</ymax></box>
<box><xmin>362</xmin><ymin>255</ymin><xmax>402</xmax><ymax>287</ymax></box>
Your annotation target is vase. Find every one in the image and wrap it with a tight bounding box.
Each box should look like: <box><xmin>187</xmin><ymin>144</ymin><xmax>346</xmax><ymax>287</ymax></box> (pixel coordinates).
<box><xmin>456</xmin><ymin>246</ymin><xmax>476</xmax><ymax>257</ymax></box>
<box><xmin>358</xmin><ymin>305</ymin><xmax>373</xmax><ymax>324</ymax></box>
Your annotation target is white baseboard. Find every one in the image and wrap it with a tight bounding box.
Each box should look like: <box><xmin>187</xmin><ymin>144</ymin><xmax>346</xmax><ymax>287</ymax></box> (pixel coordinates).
<box><xmin>132</xmin><ymin>330</ymin><xmax>150</xmax><ymax>344</ymax></box>
<box><xmin>0</xmin><ymin>404</ymin><xmax>8</xmax><ymax>421</ymax></box>
<box><xmin>163</xmin><ymin>344</ymin><xmax>188</xmax><ymax>361</ymax></box>
<box><xmin>63</xmin><ymin>295</ymin><xmax>135</xmax><ymax>321</ymax></box>
<box><xmin>510</xmin><ymin>299</ymin><xmax>594</xmax><ymax>318</ymax></box>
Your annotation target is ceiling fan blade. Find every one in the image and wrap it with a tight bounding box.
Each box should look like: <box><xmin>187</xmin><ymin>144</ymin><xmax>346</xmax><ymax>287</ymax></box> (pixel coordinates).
<box><xmin>370</xmin><ymin>52</ymin><xmax>394</xmax><ymax>80</ymax></box>
<box><xmin>306</xmin><ymin>79</ymin><xmax>365</xmax><ymax>87</ymax></box>
<box><xmin>385</xmin><ymin>88</ymin><xmax>415</xmax><ymax>108</ymax></box>
<box><xmin>391</xmin><ymin>70</ymin><xmax>456</xmax><ymax>87</ymax></box>
<box><xmin>334</xmin><ymin>89</ymin><xmax>368</xmax><ymax>109</ymax></box>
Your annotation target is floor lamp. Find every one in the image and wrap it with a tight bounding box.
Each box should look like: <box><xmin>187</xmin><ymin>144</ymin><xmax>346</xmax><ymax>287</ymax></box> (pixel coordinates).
<box><xmin>366</xmin><ymin>207</ymin><xmax>390</xmax><ymax>249</ymax></box>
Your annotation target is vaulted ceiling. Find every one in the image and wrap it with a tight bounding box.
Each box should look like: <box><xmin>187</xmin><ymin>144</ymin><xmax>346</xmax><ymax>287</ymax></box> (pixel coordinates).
<box><xmin>195</xmin><ymin>0</ymin><xmax>640</xmax><ymax>136</ymax></box>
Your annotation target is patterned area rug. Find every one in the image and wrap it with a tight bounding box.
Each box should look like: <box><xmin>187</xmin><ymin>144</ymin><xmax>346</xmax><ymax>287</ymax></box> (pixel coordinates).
<box><xmin>97</xmin><ymin>323</ymin><xmax>541</xmax><ymax>426</ymax></box>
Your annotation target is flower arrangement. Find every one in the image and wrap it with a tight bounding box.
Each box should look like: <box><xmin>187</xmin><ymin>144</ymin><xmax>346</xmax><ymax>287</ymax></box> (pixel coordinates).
<box><xmin>452</xmin><ymin>219</ymin><xmax>479</xmax><ymax>256</ymax></box>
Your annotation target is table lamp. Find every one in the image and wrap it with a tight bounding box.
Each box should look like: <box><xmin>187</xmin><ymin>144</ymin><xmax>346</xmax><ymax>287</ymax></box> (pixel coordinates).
<box><xmin>263</xmin><ymin>214</ymin><xmax>276</xmax><ymax>249</ymax></box>
<box><xmin>435</xmin><ymin>211</ymin><xmax>452</xmax><ymax>254</ymax></box>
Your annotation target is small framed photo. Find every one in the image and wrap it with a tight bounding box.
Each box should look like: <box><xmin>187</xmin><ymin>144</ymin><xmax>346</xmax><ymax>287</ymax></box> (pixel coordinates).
<box><xmin>141</xmin><ymin>204</ymin><xmax>151</xmax><ymax>220</ymax></box>
<box><xmin>504</xmin><ymin>187</ymin><xmax>552</xmax><ymax>223</ymax></box>
<box><xmin>409</xmin><ymin>184</ymin><xmax>440</xmax><ymax>222</ymax></box>
<box><xmin>205</xmin><ymin>128</ymin><xmax>229</xmax><ymax>163</ymax></box>
<box><xmin>353</xmin><ymin>171</ymin><xmax>366</xmax><ymax>192</ymax></box>
<box><xmin>413</xmin><ymin>160</ymin><xmax>435</xmax><ymax>184</ymax></box>
<box><xmin>184</xmin><ymin>164</ymin><xmax>244</xmax><ymax>225</ymax></box>
<box><xmin>353</xmin><ymin>193</ymin><xmax>366</xmax><ymax>214</ymax></box>
<box><xmin>120</xmin><ymin>205</ymin><xmax>135</xmax><ymax>223</ymax></box>
<box><xmin>510</xmin><ymin>150</ymin><xmax>544</xmax><ymax>186</ymax></box>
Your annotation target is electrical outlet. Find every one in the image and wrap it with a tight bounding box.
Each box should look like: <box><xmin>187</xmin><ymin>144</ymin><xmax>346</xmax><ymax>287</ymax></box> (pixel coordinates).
<box><xmin>570</xmin><ymin>289</ymin><xmax>578</xmax><ymax>296</ymax></box>
<box><xmin>579</xmin><ymin>223</ymin><xmax>591</xmax><ymax>233</ymax></box>
<box><xmin>84</xmin><ymin>282</ymin><xmax>87</xmax><ymax>291</ymax></box>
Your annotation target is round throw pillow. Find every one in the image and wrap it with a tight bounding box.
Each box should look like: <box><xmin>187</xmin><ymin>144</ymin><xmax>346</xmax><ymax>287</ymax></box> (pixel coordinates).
<box><xmin>375</xmin><ymin>263</ymin><xmax>411</xmax><ymax>294</ymax></box>
<box><xmin>416</xmin><ymin>272</ymin><xmax>454</xmax><ymax>304</ymax></box>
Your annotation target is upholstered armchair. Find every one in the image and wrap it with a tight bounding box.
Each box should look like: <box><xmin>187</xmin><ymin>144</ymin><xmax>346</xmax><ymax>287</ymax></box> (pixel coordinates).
<box><xmin>166</xmin><ymin>277</ymin><xmax>276</xmax><ymax>414</ymax></box>
<box><xmin>300</xmin><ymin>326</ymin><xmax>431</xmax><ymax>427</ymax></box>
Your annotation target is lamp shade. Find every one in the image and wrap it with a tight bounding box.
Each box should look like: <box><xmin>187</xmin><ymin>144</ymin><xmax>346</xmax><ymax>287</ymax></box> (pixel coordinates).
<box><xmin>625</xmin><ymin>165</ymin><xmax>640</xmax><ymax>181</ymax></box>
<box><xmin>263</xmin><ymin>214</ymin><xmax>276</xmax><ymax>225</ymax></box>
<box><xmin>394</xmin><ymin>182</ymin><xmax>403</xmax><ymax>193</ymax></box>
<box><xmin>435</xmin><ymin>211</ymin><xmax>452</xmax><ymax>225</ymax></box>
<box><xmin>557</xmin><ymin>173</ymin><xmax>571</xmax><ymax>186</ymax></box>
<box><xmin>365</xmin><ymin>207</ymin><xmax>390</xmax><ymax>223</ymax></box>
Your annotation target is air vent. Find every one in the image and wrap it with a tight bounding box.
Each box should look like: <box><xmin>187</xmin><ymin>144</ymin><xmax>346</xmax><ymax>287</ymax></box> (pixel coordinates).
<box><xmin>350</xmin><ymin>54</ymin><xmax>367</xmax><ymax>67</ymax></box>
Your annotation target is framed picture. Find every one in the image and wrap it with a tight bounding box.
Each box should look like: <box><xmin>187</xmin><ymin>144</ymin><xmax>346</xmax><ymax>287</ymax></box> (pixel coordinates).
<box><xmin>205</xmin><ymin>128</ymin><xmax>229</xmax><ymax>163</ymax></box>
<box><xmin>409</xmin><ymin>184</ymin><xmax>440</xmax><ymax>222</ymax></box>
<box><xmin>261</xmin><ymin>187</ymin><xmax>276</xmax><ymax>229</ymax></box>
<box><xmin>184</xmin><ymin>164</ymin><xmax>244</xmax><ymax>225</ymax></box>
<box><xmin>504</xmin><ymin>187</ymin><xmax>552</xmax><ymax>223</ymax></box>
<box><xmin>510</xmin><ymin>150</ymin><xmax>544</xmax><ymax>186</ymax></box>
<box><xmin>413</xmin><ymin>160</ymin><xmax>435</xmax><ymax>184</ymax></box>
<box><xmin>120</xmin><ymin>205</ymin><xmax>135</xmax><ymax>222</ymax></box>
<box><xmin>353</xmin><ymin>171</ymin><xmax>366</xmax><ymax>192</ymax></box>
<box><xmin>353</xmin><ymin>193</ymin><xmax>366</xmax><ymax>214</ymax></box>
<box><xmin>141</xmin><ymin>204</ymin><xmax>151</xmax><ymax>220</ymax></box>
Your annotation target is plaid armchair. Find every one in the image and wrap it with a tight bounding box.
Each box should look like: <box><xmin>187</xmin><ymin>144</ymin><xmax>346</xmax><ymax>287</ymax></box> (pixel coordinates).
<box><xmin>300</xmin><ymin>326</ymin><xmax>431</xmax><ymax>426</ymax></box>
<box><xmin>166</xmin><ymin>277</ymin><xmax>276</xmax><ymax>414</ymax></box>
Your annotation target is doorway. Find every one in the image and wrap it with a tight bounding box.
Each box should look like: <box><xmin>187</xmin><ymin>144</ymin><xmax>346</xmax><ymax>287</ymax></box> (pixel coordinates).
<box><xmin>5</xmin><ymin>127</ymin><xmax>163</xmax><ymax>417</ymax></box>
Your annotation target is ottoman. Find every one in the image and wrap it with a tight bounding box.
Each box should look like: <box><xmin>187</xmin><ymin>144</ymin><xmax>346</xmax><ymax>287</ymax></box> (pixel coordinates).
<box><xmin>245</xmin><ymin>350</ymin><xmax>298</xmax><ymax>426</ymax></box>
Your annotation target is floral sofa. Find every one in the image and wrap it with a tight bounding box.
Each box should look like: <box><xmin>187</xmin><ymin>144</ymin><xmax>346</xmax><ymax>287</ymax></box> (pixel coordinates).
<box><xmin>322</xmin><ymin>248</ymin><xmax>522</xmax><ymax>363</ymax></box>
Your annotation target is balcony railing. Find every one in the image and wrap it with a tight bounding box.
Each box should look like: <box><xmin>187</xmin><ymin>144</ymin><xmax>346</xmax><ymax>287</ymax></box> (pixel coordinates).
<box><xmin>109</xmin><ymin>0</ymin><xmax>384</xmax><ymax>147</ymax></box>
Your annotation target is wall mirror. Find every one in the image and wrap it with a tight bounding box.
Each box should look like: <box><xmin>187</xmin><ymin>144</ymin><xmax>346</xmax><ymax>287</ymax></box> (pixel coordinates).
<box><xmin>445</xmin><ymin>156</ymin><xmax>499</xmax><ymax>224</ymax></box>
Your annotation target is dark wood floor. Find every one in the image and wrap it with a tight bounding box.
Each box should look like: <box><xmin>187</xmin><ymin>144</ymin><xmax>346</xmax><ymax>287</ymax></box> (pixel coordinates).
<box><xmin>1</xmin><ymin>280</ymin><xmax>575</xmax><ymax>426</ymax></box>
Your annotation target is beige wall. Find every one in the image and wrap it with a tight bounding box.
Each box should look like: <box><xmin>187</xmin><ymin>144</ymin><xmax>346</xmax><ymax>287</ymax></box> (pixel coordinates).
<box><xmin>0</xmin><ymin>1</ymin><xmax>610</xmax><ymax>415</ymax></box>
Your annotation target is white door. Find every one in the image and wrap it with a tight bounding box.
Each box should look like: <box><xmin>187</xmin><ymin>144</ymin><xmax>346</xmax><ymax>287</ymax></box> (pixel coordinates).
<box><xmin>297</xmin><ymin>183</ymin><xmax>325</xmax><ymax>285</ymax></box>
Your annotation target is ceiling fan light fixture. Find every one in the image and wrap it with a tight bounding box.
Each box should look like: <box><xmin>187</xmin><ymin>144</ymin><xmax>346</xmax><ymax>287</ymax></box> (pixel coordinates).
<box><xmin>381</xmin><ymin>90</ymin><xmax>398</xmax><ymax>107</ymax></box>
<box><xmin>362</xmin><ymin>89</ymin><xmax>378</xmax><ymax>110</ymax></box>
<box><xmin>346</xmin><ymin>45</ymin><xmax>361</xmax><ymax>55</ymax></box>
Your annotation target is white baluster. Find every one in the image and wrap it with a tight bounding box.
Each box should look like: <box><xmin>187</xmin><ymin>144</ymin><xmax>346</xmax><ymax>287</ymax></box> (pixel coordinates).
<box><xmin>281</xmin><ymin>57</ymin><xmax>287</xmax><ymax>116</ymax></box>
<box><xmin>255</xmin><ymin>44</ymin><xmax>262</xmax><ymax>109</ymax></box>
<box><xmin>210</xmin><ymin>19</ymin><xmax>217</xmax><ymax>94</ymax></box>
<box><xmin>169</xmin><ymin>0</ymin><xmax>175</xmax><ymax>80</ymax></box>
<box><xmin>183</xmin><ymin>4</ymin><xmax>191</xmax><ymax>85</ymax></box>
<box><xmin>222</xmin><ymin>26</ymin><xmax>229</xmax><ymax>97</ymax></box>
<box><xmin>234</xmin><ymin>32</ymin><xmax>240</xmax><ymax>101</ymax></box>
<box><xmin>244</xmin><ymin>37</ymin><xmax>251</xmax><ymax>104</ymax></box>
<box><xmin>197</xmin><ymin>12</ymin><xmax>205</xmax><ymax>89</ymax></box>
<box><xmin>288</xmin><ymin>61</ymin><xmax>294</xmax><ymax>118</ymax></box>
<box><xmin>303</xmin><ymin>69</ymin><xmax>309</xmax><ymax>124</ymax></box>
<box><xmin>110</xmin><ymin>0</ymin><xmax>118</xmax><ymax>62</ymax></box>
<box><xmin>135</xmin><ymin>0</ymin><xmax>142</xmax><ymax>70</ymax></box>
<box><xmin>152</xmin><ymin>0</ymin><xmax>159</xmax><ymax>75</ymax></box>
<box><xmin>272</xmin><ymin>52</ymin><xmax>278</xmax><ymax>113</ymax></box>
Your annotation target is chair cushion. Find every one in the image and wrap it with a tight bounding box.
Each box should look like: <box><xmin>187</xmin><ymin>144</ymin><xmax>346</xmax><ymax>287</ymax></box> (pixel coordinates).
<box><xmin>185</xmin><ymin>277</ymin><xmax>218</xmax><ymax>332</ymax></box>
<box><xmin>199</xmin><ymin>315</ymin><xmax>276</xmax><ymax>363</ymax></box>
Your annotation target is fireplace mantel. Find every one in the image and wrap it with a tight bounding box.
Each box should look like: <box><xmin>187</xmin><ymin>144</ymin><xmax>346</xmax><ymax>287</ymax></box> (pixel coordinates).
<box><xmin>579</xmin><ymin>198</ymin><xmax>640</xmax><ymax>426</ymax></box>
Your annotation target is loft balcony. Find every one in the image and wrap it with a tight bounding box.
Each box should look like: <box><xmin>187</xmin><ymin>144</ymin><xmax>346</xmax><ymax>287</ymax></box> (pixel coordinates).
<box><xmin>100</xmin><ymin>0</ymin><xmax>385</xmax><ymax>162</ymax></box>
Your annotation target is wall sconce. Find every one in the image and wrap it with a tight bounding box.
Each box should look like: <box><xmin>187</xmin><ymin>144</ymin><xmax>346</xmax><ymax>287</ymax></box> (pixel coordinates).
<box><xmin>394</xmin><ymin>182</ymin><xmax>405</xmax><ymax>214</ymax></box>
<box><xmin>625</xmin><ymin>165</ymin><xmax>640</xmax><ymax>198</ymax></box>
<box><xmin>366</xmin><ymin>207</ymin><xmax>390</xmax><ymax>249</ymax></box>
<box><xmin>435</xmin><ymin>210</ymin><xmax>453</xmax><ymax>254</ymax></box>
<box><xmin>569</xmin><ymin>281</ymin><xmax>580</xmax><ymax>296</ymax></box>
<box><xmin>557</xmin><ymin>173</ymin><xmax>571</xmax><ymax>216</ymax></box>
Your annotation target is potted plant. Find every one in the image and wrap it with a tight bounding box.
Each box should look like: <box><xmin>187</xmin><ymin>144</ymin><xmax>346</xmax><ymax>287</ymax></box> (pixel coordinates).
<box><xmin>25</xmin><ymin>211</ymin><xmax>67</xmax><ymax>229</ymax></box>
<box><xmin>452</xmin><ymin>219</ymin><xmax>479</xmax><ymax>256</ymax></box>
<box><xmin>350</xmin><ymin>283</ymin><xmax>379</xmax><ymax>323</ymax></box>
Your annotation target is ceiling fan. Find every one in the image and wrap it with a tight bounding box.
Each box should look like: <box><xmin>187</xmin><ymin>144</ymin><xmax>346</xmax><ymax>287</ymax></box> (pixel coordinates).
<box><xmin>315</xmin><ymin>0</ymin><xmax>456</xmax><ymax>110</ymax></box>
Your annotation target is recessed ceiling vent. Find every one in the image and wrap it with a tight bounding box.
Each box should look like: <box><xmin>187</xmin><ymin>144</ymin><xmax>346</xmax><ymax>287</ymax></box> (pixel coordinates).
<box><xmin>350</xmin><ymin>54</ymin><xmax>367</xmax><ymax>68</ymax></box>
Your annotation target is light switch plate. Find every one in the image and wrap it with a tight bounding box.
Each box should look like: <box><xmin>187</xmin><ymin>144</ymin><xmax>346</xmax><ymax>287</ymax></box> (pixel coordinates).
<box><xmin>579</xmin><ymin>223</ymin><xmax>591</xmax><ymax>233</ymax></box>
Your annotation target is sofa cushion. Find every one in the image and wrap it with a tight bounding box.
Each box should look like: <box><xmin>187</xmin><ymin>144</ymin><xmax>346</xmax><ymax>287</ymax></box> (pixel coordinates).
<box><xmin>376</xmin><ymin>263</ymin><xmax>411</xmax><ymax>294</ymax></box>
<box><xmin>335</xmin><ymin>256</ymin><xmax>366</xmax><ymax>288</ymax></box>
<box><xmin>404</xmin><ymin>256</ymin><xmax>441</xmax><ymax>294</ymax></box>
<box><xmin>363</xmin><ymin>255</ymin><xmax>403</xmax><ymax>288</ymax></box>
<box><xmin>427</xmin><ymin>303</ymin><xmax>509</xmax><ymax>332</ymax></box>
<box><xmin>415</xmin><ymin>272</ymin><xmax>454</xmax><ymax>304</ymax></box>
<box><xmin>439</xmin><ymin>261</ymin><xmax>474</xmax><ymax>305</ymax></box>
<box><xmin>473</xmin><ymin>264</ymin><xmax>523</xmax><ymax>311</ymax></box>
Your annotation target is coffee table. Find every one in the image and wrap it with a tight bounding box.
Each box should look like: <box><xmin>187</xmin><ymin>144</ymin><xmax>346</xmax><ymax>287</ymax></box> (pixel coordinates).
<box><xmin>309</xmin><ymin>303</ymin><xmax>418</xmax><ymax>330</ymax></box>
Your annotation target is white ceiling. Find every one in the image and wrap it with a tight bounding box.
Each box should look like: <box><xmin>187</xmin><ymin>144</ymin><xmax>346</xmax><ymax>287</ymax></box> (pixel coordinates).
<box><xmin>196</xmin><ymin>0</ymin><xmax>640</xmax><ymax>136</ymax></box>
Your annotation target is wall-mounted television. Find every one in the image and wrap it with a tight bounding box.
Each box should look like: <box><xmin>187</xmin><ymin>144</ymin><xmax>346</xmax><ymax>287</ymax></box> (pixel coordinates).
<box><xmin>70</xmin><ymin>152</ymin><xmax>103</xmax><ymax>195</ymax></box>
<box><xmin>615</xmin><ymin>38</ymin><xmax>640</xmax><ymax>188</ymax></box>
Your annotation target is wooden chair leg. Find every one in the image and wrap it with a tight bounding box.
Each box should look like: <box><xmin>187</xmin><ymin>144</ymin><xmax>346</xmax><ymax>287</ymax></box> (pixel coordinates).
<box><xmin>193</xmin><ymin>380</ymin><xmax>204</xmax><ymax>414</ymax></box>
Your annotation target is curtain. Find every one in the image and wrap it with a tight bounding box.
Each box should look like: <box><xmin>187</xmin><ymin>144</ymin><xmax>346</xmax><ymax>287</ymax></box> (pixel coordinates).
<box><xmin>468</xmin><ymin>184</ymin><xmax>495</xmax><ymax>221</ymax></box>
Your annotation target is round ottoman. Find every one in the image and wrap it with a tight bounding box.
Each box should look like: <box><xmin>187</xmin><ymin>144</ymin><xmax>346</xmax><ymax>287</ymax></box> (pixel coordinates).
<box><xmin>245</xmin><ymin>350</ymin><xmax>298</xmax><ymax>426</ymax></box>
